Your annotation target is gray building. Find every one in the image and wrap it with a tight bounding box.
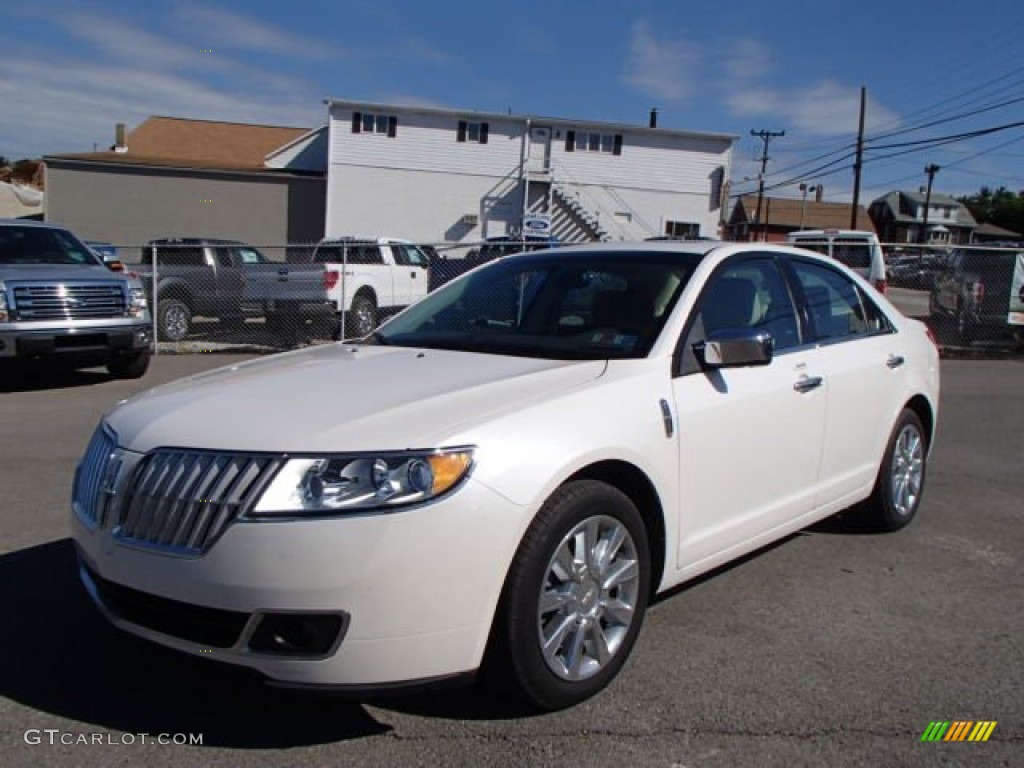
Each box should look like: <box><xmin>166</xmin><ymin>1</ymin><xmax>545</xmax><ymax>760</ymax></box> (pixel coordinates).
<box><xmin>44</xmin><ymin>116</ymin><xmax>327</xmax><ymax>256</ymax></box>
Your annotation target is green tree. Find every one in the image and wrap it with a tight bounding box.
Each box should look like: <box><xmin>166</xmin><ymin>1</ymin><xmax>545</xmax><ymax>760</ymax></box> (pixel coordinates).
<box><xmin>957</xmin><ymin>186</ymin><xmax>1024</xmax><ymax>236</ymax></box>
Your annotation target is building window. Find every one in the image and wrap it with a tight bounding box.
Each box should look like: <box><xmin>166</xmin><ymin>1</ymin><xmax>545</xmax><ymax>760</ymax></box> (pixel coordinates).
<box><xmin>351</xmin><ymin>112</ymin><xmax>398</xmax><ymax>137</ymax></box>
<box><xmin>665</xmin><ymin>221</ymin><xmax>699</xmax><ymax>238</ymax></box>
<box><xmin>565</xmin><ymin>130</ymin><xmax>622</xmax><ymax>155</ymax></box>
<box><xmin>457</xmin><ymin>121</ymin><xmax>489</xmax><ymax>144</ymax></box>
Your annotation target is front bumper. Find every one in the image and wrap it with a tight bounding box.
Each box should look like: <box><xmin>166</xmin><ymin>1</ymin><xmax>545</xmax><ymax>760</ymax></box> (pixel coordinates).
<box><xmin>0</xmin><ymin>318</ymin><xmax>151</xmax><ymax>359</ymax></box>
<box><xmin>72</xmin><ymin>478</ymin><xmax>530</xmax><ymax>688</ymax></box>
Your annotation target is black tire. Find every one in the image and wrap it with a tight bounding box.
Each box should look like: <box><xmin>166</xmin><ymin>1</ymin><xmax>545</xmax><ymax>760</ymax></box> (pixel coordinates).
<box><xmin>157</xmin><ymin>298</ymin><xmax>191</xmax><ymax>342</ymax></box>
<box><xmin>346</xmin><ymin>294</ymin><xmax>377</xmax><ymax>339</ymax></box>
<box><xmin>860</xmin><ymin>409</ymin><xmax>928</xmax><ymax>532</ymax></box>
<box><xmin>106</xmin><ymin>347</ymin><xmax>151</xmax><ymax>379</ymax></box>
<box><xmin>483</xmin><ymin>480</ymin><xmax>651</xmax><ymax>711</ymax></box>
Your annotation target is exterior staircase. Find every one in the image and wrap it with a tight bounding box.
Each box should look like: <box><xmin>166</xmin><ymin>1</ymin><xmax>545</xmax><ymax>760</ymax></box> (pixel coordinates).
<box><xmin>551</xmin><ymin>183</ymin><xmax>611</xmax><ymax>242</ymax></box>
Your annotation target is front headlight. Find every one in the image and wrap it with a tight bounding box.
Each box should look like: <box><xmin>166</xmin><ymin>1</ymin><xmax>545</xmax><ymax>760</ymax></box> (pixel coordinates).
<box><xmin>128</xmin><ymin>287</ymin><xmax>148</xmax><ymax>317</ymax></box>
<box><xmin>248</xmin><ymin>448</ymin><xmax>474</xmax><ymax>518</ymax></box>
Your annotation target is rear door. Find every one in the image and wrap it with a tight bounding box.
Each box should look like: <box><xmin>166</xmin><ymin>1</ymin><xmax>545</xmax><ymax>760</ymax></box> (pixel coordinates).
<box><xmin>787</xmin><ymin>258</ymin><xmax>907</xmax><ymax>506</ymax></box>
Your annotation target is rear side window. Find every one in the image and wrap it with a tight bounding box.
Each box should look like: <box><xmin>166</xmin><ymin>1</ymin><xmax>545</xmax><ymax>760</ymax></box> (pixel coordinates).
<box><xmin>792</xmin><ymin>261</ymin><xmax>890</xmax><ymax>342</ymax></box>
<box><xmin>832</xmin><ymin>238</ymin><xmax>871</xmax><ymax>270</ymax></box>
<box><xmin>963</xmin><ymin>250</ymin><xmax>1016</xmax><ymax>276</ymax></box>
<box><xmin>152</xmin><ymin>246</ymin><xmax>204</xmax><ymax>266</ymax></box>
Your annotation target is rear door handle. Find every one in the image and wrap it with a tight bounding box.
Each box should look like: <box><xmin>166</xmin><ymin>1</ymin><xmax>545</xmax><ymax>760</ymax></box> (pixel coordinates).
<box><xmin>886</xmin><ymin>355</ymin><xmax>905</xmax><ymax>369</ymax></box>
<box><xmin>793</xmin><ymin>375</ymin><xmax>823</xmax><ymax>393</ymax></box>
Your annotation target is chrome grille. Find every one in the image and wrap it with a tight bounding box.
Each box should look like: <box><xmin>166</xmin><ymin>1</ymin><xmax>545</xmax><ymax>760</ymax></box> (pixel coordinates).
<box><xmin>114</xmin><ymin>450</ymin><xmax>282</xmax><ymax>555</ymax></box>
<box><xmin>73</xmin><ymin>425</ymin><xmax>118</xmax><ymax>527</ymax></box>
<box><xmin>13</xmin><ymin>282</ymin><xmax>127</xmax><ymax>320</ymax></box>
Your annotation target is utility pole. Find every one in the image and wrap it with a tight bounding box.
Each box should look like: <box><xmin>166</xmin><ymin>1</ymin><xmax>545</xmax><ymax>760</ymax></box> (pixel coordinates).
<box><xmin>920</xmin><ymin>164</ymin><xmax>940</xmax><ymax>245</ymax></box>
<box><xmin>751</xmin><ymin>129</ymin><xmax>785</xmax><ymax>241</ymax></box>
<box><xmin>850</xmin><ymin>86</ymin><xmax>866</xmax><ymax>229</ymax></box>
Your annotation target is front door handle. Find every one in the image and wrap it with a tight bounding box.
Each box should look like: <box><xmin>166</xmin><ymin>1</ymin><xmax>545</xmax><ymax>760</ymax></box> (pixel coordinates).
<box><xmin>793</xmin><ymin>375</ymin><xmax>823</xmax><ymax>393</ymax></box>
<box><xmin>886</xmin><ymin>354</ymin><xmax>905</xmax><ymax>369</ymax></box>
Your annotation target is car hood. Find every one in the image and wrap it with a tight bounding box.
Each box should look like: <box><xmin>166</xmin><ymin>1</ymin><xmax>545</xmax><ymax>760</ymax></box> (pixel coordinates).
<box><xmin>0</xmin><ymin>263</ymin><xmax>123</xmax><ymax>281</ymax></box>
<box><xmin>107</xmin><ymin>345</ymin><xmax>607</xmax><ymax>453</ymax></box>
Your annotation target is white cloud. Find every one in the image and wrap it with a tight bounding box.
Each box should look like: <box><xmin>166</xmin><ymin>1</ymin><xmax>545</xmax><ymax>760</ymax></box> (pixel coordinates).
<box><xmin>726</xmin><ymin>80</ymin><xmax>900</xmax><ymax>137</ymax></box>
<box><xmin>172</xmin><ymin>4</ymin><xmax>338</xmax><ymax>60</ymax></box>
<box><xmin>621</xmin><ymin>19</ymin><xmax>701</xmax><ymax>102</ymax></box>
<box><xmin>725</xmin><ymin>39</ymin><xmax>773</xmax><ymax>81</ymax></box>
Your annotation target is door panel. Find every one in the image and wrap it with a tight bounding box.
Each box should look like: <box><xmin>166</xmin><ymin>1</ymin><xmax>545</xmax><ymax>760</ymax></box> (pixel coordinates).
<box><xmin>672</xmin><ymin>357</ymin><xmax>826</xmax><ymax>568</ymax></box>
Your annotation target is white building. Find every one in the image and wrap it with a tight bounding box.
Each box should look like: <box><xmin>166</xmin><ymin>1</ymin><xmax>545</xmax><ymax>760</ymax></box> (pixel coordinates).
<box><xmin>324</xmin><ymin>99</ymin><xmax>735</xmax><ymax>245</ymax></box>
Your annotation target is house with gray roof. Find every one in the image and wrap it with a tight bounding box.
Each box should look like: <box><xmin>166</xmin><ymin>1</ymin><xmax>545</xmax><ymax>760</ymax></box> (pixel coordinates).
<box><xmin>868</xmin><ymin>190</ymin><xmax>977</xmax><ymax>246</ymax></box>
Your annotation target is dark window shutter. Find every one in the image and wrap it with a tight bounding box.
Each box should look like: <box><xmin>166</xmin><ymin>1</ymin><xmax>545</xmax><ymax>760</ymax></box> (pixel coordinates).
<box><xmin>387</xmin><ymin>116</ymin><xmax>398</xmax><ymax>138</ymax></box>
<box><xmin>351</xmin><ymin>112</ymin><xmax>362</xmax><ymax>133</ymax></box>
<box><xmin>480</xmin><ymin>122</ymin><xmax>489</xmax><ymax>144</ymax></box>
<box><xmin>457</xmin><ymin>121</ymin><xmax>467</xmax><ymax>142</ymax></box>
<box><xmin>565</xmin><ymin>130</ymin><xmax>575</xmax><ymax>151</ymax></box>
<box><xmin>613</xmin><ymin>134</ymin><xmax>623</xmax><ymax>155</ymax></box>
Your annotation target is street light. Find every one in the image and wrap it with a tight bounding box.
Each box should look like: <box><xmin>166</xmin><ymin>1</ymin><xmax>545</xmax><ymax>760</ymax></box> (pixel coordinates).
<box><xmin>798</xmin><ymin>183</ymin><xmax>820</xmax><ymax>230</ymax></box>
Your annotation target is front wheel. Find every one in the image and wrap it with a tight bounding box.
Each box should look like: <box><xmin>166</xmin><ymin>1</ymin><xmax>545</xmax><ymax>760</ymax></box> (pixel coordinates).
<box><xmin>860</xmin><ymin>409</ymin><xmax>928</xmax><ymax>531</ymax></box>
<box><xmin>107</xmin><ymin>347</ymin><xmax>151</xmax><ymax>379</ymax></box>
<box><xmin>484</xmin><ymin>480</ymin><xmax>650</xmax><ymax>711</ymax></box>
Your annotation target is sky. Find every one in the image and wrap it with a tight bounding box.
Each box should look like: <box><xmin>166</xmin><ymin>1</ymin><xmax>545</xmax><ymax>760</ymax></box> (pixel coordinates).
<box><xmin>2</xmin><ymin>0</ymin><xmax>1023</xmax><ymax>207</ymax></box>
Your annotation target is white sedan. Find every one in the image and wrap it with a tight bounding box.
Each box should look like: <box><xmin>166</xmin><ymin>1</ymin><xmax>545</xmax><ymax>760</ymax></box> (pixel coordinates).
<box><xmin>72</xmin><ymin>241</ymin><xmax>940</xmax><ymax>711</ymax></box>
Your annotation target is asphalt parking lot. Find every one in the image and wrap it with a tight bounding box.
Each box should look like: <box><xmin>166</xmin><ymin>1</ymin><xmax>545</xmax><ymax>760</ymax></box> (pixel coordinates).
<box><xmin>0</xmin><ymin>353</ymin><xmax>1021</xmax><ymax>767</ymax></box>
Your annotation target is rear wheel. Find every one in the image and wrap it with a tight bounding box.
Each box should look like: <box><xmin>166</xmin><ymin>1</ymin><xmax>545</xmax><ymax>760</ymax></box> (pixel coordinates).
<box><xmin>346</xmin><ymin>295</ymin><xmax>377</xmax><ymax>339</ymax></box>
<box><xmin>860</xmin><ymin>409</ymin><xmax>927</xmax><ymax>531</ymax></box>
<box><xmin>484</xmin><ymin>480</ymin><xmax>650</xmax><ymax>711</ymax></box>
<box><xmin>106</xmin><ymin>347</ymin><xmax>151</xmax><ymax>379</ymax></box>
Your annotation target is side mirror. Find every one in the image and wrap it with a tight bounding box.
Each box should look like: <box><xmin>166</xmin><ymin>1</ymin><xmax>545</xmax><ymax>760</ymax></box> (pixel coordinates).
<box><xmin>695</xmin><ymin>328</ymin><xmax>774</xmax><ymax>369</ymax></box>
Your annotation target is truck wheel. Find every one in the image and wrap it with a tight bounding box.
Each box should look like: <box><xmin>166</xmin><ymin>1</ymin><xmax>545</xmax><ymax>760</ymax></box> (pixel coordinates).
<box><xmin>107</xmin><ymin>347</ymin><xmax>151</xmax><ymax>379</ymax></box>
<box><xmin>347</xmin><ymin>295</ymin><xmax>377</xmax><ymax>339</ymax></box>
<box><xmin>157</xmin><ymin>298</ymin><xmax>191</xmax><ymax>342</ymax></box>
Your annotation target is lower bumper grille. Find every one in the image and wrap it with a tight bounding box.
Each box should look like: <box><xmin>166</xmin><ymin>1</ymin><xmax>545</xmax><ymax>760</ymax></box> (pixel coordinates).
<box><xmin>81</xmin><ymin>562</ymin><xmax>249</xmax><ymax>648</ymax></box>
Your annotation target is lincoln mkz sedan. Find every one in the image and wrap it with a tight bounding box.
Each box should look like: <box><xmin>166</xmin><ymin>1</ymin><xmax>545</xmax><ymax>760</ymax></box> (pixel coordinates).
<box><xmin>72</xmin><ymin>242</ymin><xmax>940</xmax><ymax>711</ymax></box>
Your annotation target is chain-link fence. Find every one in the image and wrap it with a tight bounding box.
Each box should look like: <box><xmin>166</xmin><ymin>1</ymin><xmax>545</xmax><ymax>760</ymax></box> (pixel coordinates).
<box><xmin>101</xmin><ymin>238</ymin><xmax>564</xmax><ymax>353</ymax></box>
<box><xmin>100</xmin><ymin>238</ymin><xmax>1023</xmax><ymax>355</ymax></box>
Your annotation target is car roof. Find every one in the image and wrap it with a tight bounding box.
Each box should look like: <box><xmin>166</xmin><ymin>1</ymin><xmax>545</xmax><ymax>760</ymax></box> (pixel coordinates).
<box><xmin>147</xmin><ymin>237</ymin><xmax>247</xmax><ymax>245</ymax></box>
<box><xmin>787</xmin><ymin>229</ymin><xmax>877</xmax><ymax>238</ymax></box>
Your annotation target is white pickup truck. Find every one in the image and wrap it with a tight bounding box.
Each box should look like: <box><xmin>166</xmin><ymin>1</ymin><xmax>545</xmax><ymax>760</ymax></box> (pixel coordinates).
<box><xmin>242</xmin><ymin>237</ymin><xmax>431</xmax><ymax>339</ymax></box>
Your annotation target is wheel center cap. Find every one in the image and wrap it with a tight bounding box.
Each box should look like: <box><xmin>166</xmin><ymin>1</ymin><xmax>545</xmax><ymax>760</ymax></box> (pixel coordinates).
<box><xmin>580</xmin><ymin>580</ymin><xmax>599</xmax><ymax>612</ymax></box>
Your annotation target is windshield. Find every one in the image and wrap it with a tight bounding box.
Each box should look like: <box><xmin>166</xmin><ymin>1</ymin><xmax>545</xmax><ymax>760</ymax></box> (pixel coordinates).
<box><xmin>0</xmin><ymin>226</ymin><xmax>99</xmax><ymax>266</ymax></box>
<box><xmin>374</xmin><ymin>251</ymin><xmax>698</xmax><ymax>359</ymax></box>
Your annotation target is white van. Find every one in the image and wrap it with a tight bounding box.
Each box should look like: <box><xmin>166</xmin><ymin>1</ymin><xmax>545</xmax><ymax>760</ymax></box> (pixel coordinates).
<box><xmin>786</xmin><ymin>229</ymin><xmax>887</xmax><ymax>293</ymax></box>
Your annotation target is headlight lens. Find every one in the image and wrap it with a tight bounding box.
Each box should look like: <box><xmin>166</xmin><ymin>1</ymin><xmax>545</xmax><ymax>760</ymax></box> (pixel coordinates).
<box><xmin>128</xmin><ymin>287</ymin><xmax>148</xmax><ymax>317</ymax></box>
<box><xmin>249</xmin><ymin>448</ymin><xmax>474</xmax><ymax>517</ymax></box>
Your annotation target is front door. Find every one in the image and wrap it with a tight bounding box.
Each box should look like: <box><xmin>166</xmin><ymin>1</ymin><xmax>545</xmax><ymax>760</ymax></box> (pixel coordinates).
<box><xmin>670</xmin><ymin>256</ymin><xmax>826</xmax><ymax>570</ymax></box>
<box><xmin>529</xmin><ymin>127</ymin><xmax>551</xmax><ymax>173</ymax></box>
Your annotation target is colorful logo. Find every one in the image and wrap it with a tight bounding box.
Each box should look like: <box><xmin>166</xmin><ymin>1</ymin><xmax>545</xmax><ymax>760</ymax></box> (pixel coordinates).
<box><xmin>921</xmin><ymin>721</ymin><xmax>996</xmax><ymax>742</ymax></box>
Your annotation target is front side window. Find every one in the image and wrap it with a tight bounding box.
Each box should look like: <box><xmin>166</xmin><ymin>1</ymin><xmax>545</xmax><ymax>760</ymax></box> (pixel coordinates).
<box><xmin>375</xmin><ymin>253</ymin><xmax>697</xmax><ymax>359</ymax></box>
<box><xmin>679</xmin><ymin>257</ymin><xmax>800</xmax><ymax>374</ymax></box>
<box><xmin>792</xmin><ymin>260</ymin><xmax>890</xmax><ymax>342</ymax></box>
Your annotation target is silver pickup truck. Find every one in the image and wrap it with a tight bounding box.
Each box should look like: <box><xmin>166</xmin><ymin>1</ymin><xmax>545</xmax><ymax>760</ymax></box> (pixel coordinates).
<box><xmin>0</xmin><ymin>219</ymin><xmax>152</xmax><ymax>378</ymax></box>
